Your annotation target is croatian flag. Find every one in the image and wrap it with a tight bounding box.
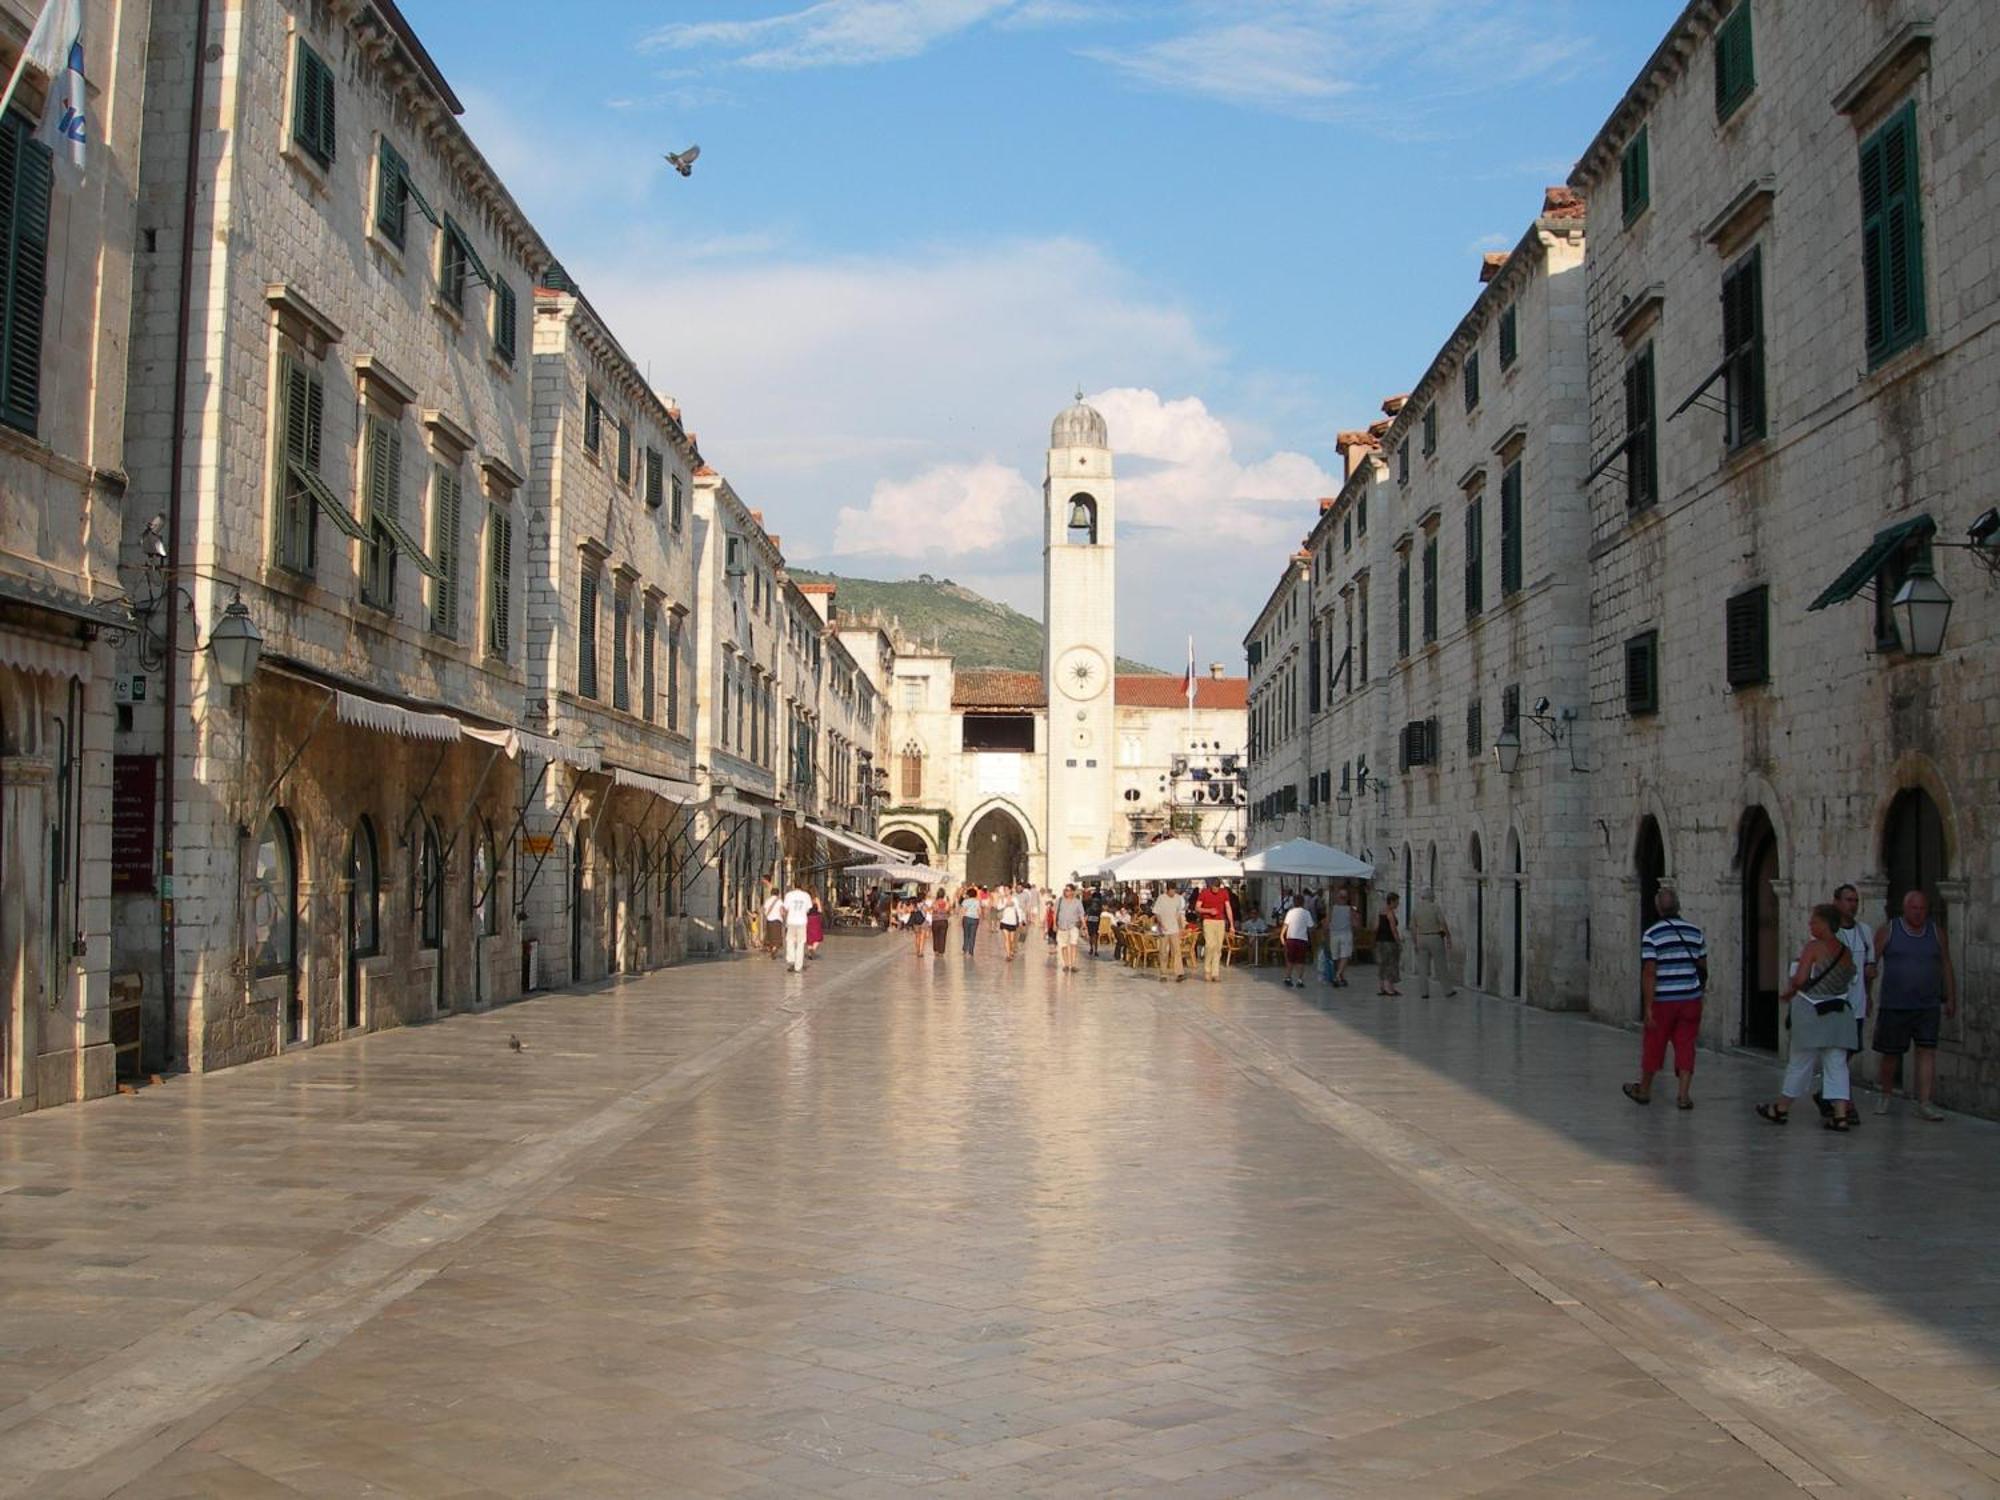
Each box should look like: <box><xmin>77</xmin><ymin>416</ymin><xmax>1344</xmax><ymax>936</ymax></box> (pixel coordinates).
<box><xmin>1182</xmin><ymin>635</ymin><xmax>1197</xmax><ymax>709</ymax></box>
<box><xmin>3</xmin><ymin>0</ymin><xmax>87</xmax><ymax>181</ymax></box>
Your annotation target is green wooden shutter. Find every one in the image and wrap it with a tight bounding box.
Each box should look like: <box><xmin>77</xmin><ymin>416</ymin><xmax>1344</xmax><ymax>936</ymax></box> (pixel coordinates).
<box><xmin>1500</xmin><ymin>461</ymin><xmax>1522</xmax><ymax>595</ymax></box>
<box><xmin>1722</xmin><ymin>250</ymin><xmax>1764</xmax><ymax>446</ymax></box>
<box><xmin>579</xmin><ymin>569</ymin><xmax>598</xmax><ymax>699</ymax></box>
<box><xmin>584</xmin><ymin>391</ymin><xmax>601</xmax><ymax>454</ymax></box>
<box><xmin>493</xmin><ymin>279</ymin><xmax>517</xmax><ymax>363</ymax></box>
<box><xmin>1714</xmin><ymin>4</ymin><xmax>1754</xmax><ymax>120</ymax></box>
<box><xmin>1625</xmin><ymin>632</ymin><xmax>1659</xmax><ymax>714</ymax></box>
<box><xmin>1862</xmin><ymin>102</ymin><xmax>1924</xmax><ymax>364</ymax></box>
<box><xmin>376</xmin><ymin>139</ymin><xmax>407</xmax><ymax>248</ymax></box>
<box><xmin>431</xmin><ymin>465</ymin><xmax>461</xmax><ymax>636</ymax></box>
<box><xmin>293</xmin><ymin>41</ymin><xmax>335</xmax><ymax>167</ymax></box>
<box><xmin>275</xmin><ymin>356</ymin><xmax>321</xmax><ymax>571</ymax></box>
<box><xmin>1624</xmin><ymin>347</ymin><xmax>1656</xmax><ymax>509</ymax></box>
<box><xmin>1464</xmin><ymin>497</ymin><xmax>1483</xmax><ymax>617</ymax></box>
<box><xmin>486</xmin><ymin>507</ymin><xmax>512</xmax><ymax>659</ymax></box>
<box><xmin>1621</xmin><ymin>126</ymin><xmax>1650</xmax><ymax>224</ymax></box>
<box><xmin>1463</xmin><ymin>351</ymin><xmax>1479</xmax><ymax>411</ymax></box>
<box><xmin>1725</xmin><ymin>586</ymin><xmax>1769</xmax><ymax>687</ymax></box>
<box><xmin>617</xmin><ymin>420</ymin><xmax>631</xmax><ymax>484</ymax></box>
<box><xmin>0</xmin><ymin>116</ymin><xmax>52</xmax><ymax>435</ymax></box>
<box><xmin>1396</xmin><ymin>556</ymin><xmax>1410</xmax><ymax>657</ymax></box>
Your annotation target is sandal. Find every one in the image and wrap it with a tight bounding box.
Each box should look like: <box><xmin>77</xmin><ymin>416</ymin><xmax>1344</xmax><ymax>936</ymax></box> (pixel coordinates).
<box><xmin>1823</xmin><ymin>1115</ymin><xmax>1850</xmax><ymax>1132</ymax></box>
<box><xmin>1755</xmin><ymin>1103</ymin><xmax>1789</xmax><ymax>1124</ymax></box>
<box><xmin>1675</xmin><ymin>1098</ymin><xmax>1694</xmax><ymax>1111</ymax></box>
<box><xmin>1621</xmin><ymin>1083</ymin><xmax>1650</xmax><ymax>1106</ymax></box>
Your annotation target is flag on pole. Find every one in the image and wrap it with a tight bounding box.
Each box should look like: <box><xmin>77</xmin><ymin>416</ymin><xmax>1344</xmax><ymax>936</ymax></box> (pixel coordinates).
<box><xmin>1182</xmin><ymin>635</ymin><xmax>1197</xmax><ymax>710</ymax></box>
<box><xmin>0</xmin><ymin>0</ymin><xmax>87</xmax><ymax>180</ymax></box>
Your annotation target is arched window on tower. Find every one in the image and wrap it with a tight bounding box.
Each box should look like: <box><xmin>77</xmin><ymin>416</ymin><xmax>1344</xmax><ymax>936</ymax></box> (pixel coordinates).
<box><xmin>899</xmin><ymin>740</ymin><xmax>924</xmax><ymax>801</ymax></box>
<box><xmin>1066</xmin><ymin>493</ymin><xmax>1098</xmax><ymax>546</ymax></box>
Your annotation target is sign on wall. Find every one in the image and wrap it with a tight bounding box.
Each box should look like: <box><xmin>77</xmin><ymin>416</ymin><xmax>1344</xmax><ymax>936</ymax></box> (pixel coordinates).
<box><xmin>112</xmin><ymin>754</ymin><xmax>158</xmax><ymax>895</ymax></box>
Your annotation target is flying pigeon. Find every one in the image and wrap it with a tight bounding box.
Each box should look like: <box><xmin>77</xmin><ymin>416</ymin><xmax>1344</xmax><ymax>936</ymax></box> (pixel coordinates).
<box><xmin>665</xmin><ymin>145</ymin><xmax>700</xmax><ymax>178</ymax></box>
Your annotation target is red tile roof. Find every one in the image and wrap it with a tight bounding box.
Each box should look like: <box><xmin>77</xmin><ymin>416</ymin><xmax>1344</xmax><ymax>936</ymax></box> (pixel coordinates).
<box><xmin>952</xmin><ymin>670</ymin><xmax>1045</xmax><ymax>708</ymax></box>
<box><xmin>1116</xmin><ymin>676</ymin><xmax>1248</xmax><ymax>710</ymax></box>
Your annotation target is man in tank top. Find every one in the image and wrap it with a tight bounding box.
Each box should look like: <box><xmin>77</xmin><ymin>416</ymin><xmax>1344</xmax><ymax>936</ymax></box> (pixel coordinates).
<box><xmin>1872</xmin><ymin>889</ymin><xmax>1956</xmax><ymax>1121</ymax></box>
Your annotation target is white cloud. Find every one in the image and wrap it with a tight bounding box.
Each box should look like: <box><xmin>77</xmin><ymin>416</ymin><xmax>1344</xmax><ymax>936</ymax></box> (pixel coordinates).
<box><xmin>646</xmin><ymin>0</ymin><xmax>1018</xmax><ymax>69</ymax></box>
<box><xmin>832</xmin><ymin>460</ymin><xmax>1039</xmax><ymax>557</ymax></box>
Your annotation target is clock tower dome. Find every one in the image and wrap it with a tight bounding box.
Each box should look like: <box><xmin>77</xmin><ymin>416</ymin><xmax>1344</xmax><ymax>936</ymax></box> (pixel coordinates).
<box><xmin>1044</xmin><ymin>395</ymin><xmax>1117</xmax><ymax>879</ymax></box>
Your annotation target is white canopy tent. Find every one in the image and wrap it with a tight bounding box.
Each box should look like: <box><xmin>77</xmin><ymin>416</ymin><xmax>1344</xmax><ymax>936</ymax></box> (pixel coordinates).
<box><xmin>844</xmin><ymin>861</ymin><xmax>950</xmax><ymax>884</ymax></box>
<box><xmin>1240</xmin><ymin>838</ymin><xmax>1375</xmax><ymax>881</ymax></box>
<box><xmin>1082</xmin><ymin>838</ymin><xmax>1242</xmax><ymax>883</ymax></box>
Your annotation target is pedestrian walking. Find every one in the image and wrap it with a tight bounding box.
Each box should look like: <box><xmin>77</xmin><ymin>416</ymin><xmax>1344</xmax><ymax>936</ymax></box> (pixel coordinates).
<box><xmin>1154</xmin><ymin>882</ymin><xmax>1188</xmax><ymax>982</ymax></box>
<box><xmin>1195</xmin><ymin>877</ymin><xmax>1233</xmax><ymax>983</ymax></box>
<box><xmin>929</xmin><ymin>887</ymin><xmax>951</xmax><ymax>957</ymax></box>
<box><xmin>1872</xmin><ymin>890</ymin><xmax>1957</xmax><ymax>1120</ymax></box>
<box><xmin>781</xmin><ymin>881</ymin><xmax>813</xmax><ymax>972</ymax></box>
<box><xmin>1055</xmin><ymin>884</ymin><xmax>1086</xmax><ymax>972</ymax></box>
<box><xmin>1374</xmin><ymin>894</ymin><xmax>1404</xmax><ymax>995</ymax></box>
<box><xmin>1815</xmin><ymin>883</ymin><xmax>1876</xmax><ymax>1126</ymax></box>
<box><xmin>1410</xmin><ymin>887</ymin><xmax>1457</xmax><ymax>998</ymax></box>
<box><xmin>906</xmin><ymin>897</ymin><xmax>929</xmax><ymax>957</ymax></box>
<box><xmin>805</xmin><ymin>893</ymin><xmax>825</xmax><ymax>958</ymax></box>
<box><xmin>999</xmin><ymin>885</ymin><xmax>1023</xmax><ymax>959</ymax></box>
<box><xmin>1326</xmin><ymin>887</ymin><xmax>1356</xmax><ymax>988</ymax></box>
<box><xmin>1624</xmin><ymin>887</ymin><xmax>1706</xmax><ymax>1109</ymax></box>
<box><xmin>959</xmin><ymin>885</ymin><xmax>982</xmax><ymax>957</ymax></box>
<box><xmin>1757</xmin><ymin>903</ymin><xmax>1859</xmax><ymax>1130</ymax></box>
<box><xmin>762</xmin><ymin>887</ymin><xmax>786</xmax><ymax>961</ymax></box>
<box><xmin>1281</xmin><ymin>895</ymin><xmax>1313</xmax><ymax>988</ymax></box>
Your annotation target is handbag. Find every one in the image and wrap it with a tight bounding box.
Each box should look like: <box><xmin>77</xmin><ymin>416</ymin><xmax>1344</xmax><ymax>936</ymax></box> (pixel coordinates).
<box><xmin>1799</xmin><ymin>945</ymin><xmax>1856</xmax><ymax>1015</ymax></box>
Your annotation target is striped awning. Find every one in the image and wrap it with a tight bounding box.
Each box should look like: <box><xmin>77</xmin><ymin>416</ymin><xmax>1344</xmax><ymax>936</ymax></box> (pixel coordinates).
<box><xmin>613</xmin><ymin>766</ymin><xmax>698</xmax><ymax>803</ymax></box>
<box><xmin>0</xmin><ymin>628</ymin><xmax>92</xmax><ymax>679</ymax></box>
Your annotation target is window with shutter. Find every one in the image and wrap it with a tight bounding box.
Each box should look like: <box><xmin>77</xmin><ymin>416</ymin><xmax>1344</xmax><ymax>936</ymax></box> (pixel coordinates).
<box><xmin>492</xmin><ymin>278</ymin><xmax>517</xmax><ymax>364</ymax></box>
<box><xmin>640</xmin><ymin>605</ymin><xmax>656</xmax><ymax>722</ymax></box>
<box><xmin>583</xmin><ymin>391</ymin><xmax>601</xmax><ymax>455</ymax></box>
<box><xmin>612</xmin><ymin>586</ymin><xmax>631</xmax><ymax>710</ymax></box>
<box><xmin>578</xmin><ymin>567</ymin><xmax>599</xmax><ymax>699</ymax></box>
<box><xmin>1396</xmin><ymin>554</ymin><xmax>1411</xmax><ymax>658</ymax></box>
<box><xmin>1358</xmin><ymin>575</ymin><xmax>1370</xmax><ymax>683</ymax></box>
<box><xmin>291</xmin><ymin>39</ymin><xmax>336</xmax><ymax>168</ymax></box>
<box><xmin>670</xmin><ymin>473</ymin><xmax>684</xmax><ymax>530</ymax></box>
<box><xmin>1397</xmin><ymin>440</ymin><xmax>1409</xmax><ymax>484</ymax></box>
<box><xmin>375</xmin><ymin>139</ymin><xmax>409</xmax><ymax>248</ymax></box>
<box><xmin>666</xmin><ymin>615</ymin><xmax>682</xmax><ymax>730</ymax></box>
<box><xmin>1500</xmin><ymin>460</ymin><xmax>1523</xmax><ymax>595</ymax></box>
<box><xmin>1357</xmin><ymin>493</ymin><xmax>1368</xmax><ymax>536</ymax></box>
<box><xmin>1466</xmin><ymin>698</ymin><xmax>1483</xmax><ymax>758</ymax></box>
<box><xmin>1422</xmin><ymin>405</ymin><xmax>1436</xmax><ymax>456</ymax></box>
<box><xmin>645</xmin><ymin>447</ymin><xmax>663</xmax><ymax>508</ymax></box>
<box><xmin>1625</xmin><ymin>631</ymin><xmax>1660</xmax><ymax>715</ymax></box>
<box><xmin>0</xmin><ymin>114</ymin><xmax>52</xmax><ymax>436</ymax></box>
<box><xmin>1421</xmin><ymin>535</ymin><xmax>1438</xmax><ymax>645</ymax></box>
<box><xmin>1722</xmin><ymin>248</ymin><xmax>1765</xmax><ymax>448</ymax></box>
<box><xmin>1725</xmin><ymin>586</ymin><xmax>1768</xmax><ymax>687</ymax></box>
<box><xmin>1860</xmin><ymin>101</ymin><xmax>1925</xmax><ymax>366</ymax></box>
<box><xmin>1463</xmin><ymin>351</ymin><xmax>1480</xmax><ymax>412</ymax></box>
<box><xmin>1342</xmin><ymin>515</ymin><xmax>1351</xmax><ymax>553</ymax></box>
<box><xmin>1501</xmin><ymin>684</ymin><xmax>1520</xmax><ymax>737</ymax></box>
<box><xmin>438</xmin><ymin>221</ymin><xmax>467</xmax><ymax>311</ymax></box>
<box><xmin>1621</xmin><ymin>126</ymin><xmax>1650</xmax><ymax>224</ymax></box>
<box><xmin>1498</xmin><ymin>305</ymin><xmax>1518</xmax><ymax>370</ymax></box>
<box><xmin>272</xmin><ymin>355</ymin><xmax>323</xmax><ymax>574</ymax></box>
<box><xmin>1714</xmin><ymin>3</ymin><xmax>1754</xmax><ymax>121</ymax></box>
<box><xmin>1464</xmin><ymin>496</ymin><xmax>1484</xmax><ymax>618</ymax></box>
<box><xmin>485</xmin><ymin>506</ymin><xmax>512</xmax><ymax>659</ymax></box>
<box><xmin>617</xmin><ymin>420</ymin><xmax>632</xmax><ymax>485</ymax></box>
<box><xmin>360</xmin><ymin>415</ymin><xmax>401</xmax><ymax>609</ymax></box>
<box><xmin>1624</xmin><ymin>346</ymin><xmax>1657</xmax><ymax>510</ymax></box>
<box><xmin>429</xmin><ymin>464</ymin><xmax>462</xmax><ymax>637</ymax></box>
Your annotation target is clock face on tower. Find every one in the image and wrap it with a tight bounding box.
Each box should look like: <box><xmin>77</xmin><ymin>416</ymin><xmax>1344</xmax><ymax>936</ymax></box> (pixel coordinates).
<box><xmin>1055</xmin><ymin>646</ymin><xmax>1108</xmax><ymax>701</ymax></box>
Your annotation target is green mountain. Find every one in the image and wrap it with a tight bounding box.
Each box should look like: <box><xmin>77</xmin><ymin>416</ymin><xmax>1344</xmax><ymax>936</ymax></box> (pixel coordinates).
<box><xmin>793</xmin><ymin>570</ymin><xmax>1164</xmax><ymax>675</ymax></box>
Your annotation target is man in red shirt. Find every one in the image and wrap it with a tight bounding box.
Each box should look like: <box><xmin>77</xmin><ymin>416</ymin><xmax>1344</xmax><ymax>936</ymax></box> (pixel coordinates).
<box><xmin>1195</xmin><ymin>879</ymin><xmax>1234</xmax><ymax>983</ymax></box>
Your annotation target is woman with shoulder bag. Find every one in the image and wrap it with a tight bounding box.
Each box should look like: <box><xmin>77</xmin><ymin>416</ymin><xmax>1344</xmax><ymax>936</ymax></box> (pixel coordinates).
<box><xmin>1375</xmin><ymin>894</ymin><xmax>1404</xmax><ymax>996</ymax></box>
<box><xmin>1757</xmin><ymin>903</ymin><xmax>1859</xmax><ymax>1130</ymax></box>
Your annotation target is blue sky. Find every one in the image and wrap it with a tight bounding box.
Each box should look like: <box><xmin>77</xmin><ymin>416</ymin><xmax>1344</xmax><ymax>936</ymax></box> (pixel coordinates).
<box><xmin>414</xmin><ymin>0</ymin><xmax>1679</xmax><ymax>670</ymax></box>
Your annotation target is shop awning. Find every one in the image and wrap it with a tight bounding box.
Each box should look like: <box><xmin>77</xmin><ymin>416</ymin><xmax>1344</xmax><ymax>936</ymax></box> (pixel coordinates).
<box><xmin>613</xmin><ymin>766</ymin><xmax>698</xmax><ymax>802</ymax></box>
<box><xmin>806</xmin><ymin>820</ymin><xmax>911</xmax><ymax>862</ymax></box>
<box><xmin>714</xmin><ymin>793</ymin><xmax>767</xmax><ymax>820</ymax></box>
<box><xmin>0</xmin><ymin>628</ymin><xmax>92</xmax><ymax>679</ymax></box>
<box><xmin>334</xmin><ymin>689</ymin><xmax>461</xmax><ymax>742</ymax></box>
<box><xmin>1809</xmin><ymin>514</ymin><xmax>1936</xmax><ymax>611</ymax></box>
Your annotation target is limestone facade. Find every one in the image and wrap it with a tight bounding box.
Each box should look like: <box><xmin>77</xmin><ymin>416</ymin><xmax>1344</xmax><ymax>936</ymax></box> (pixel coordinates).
<box><xmin>0</xmin><ymin>0</ymin><xmax>148</xmax><ymax>1113</ymax></box>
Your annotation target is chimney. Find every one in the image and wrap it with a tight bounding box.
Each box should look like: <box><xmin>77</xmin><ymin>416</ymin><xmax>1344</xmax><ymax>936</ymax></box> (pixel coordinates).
<box><xmin>1381</xmin><ymin>394</ymin><xmax>1409</xmax><ymax>416</ymax></box>
<box><xmin>1334</xmin><ymin>429</ymin><xmax>1379</xmax><ymax>479</ymax></box>
<box><xmin>1209</xmin><ymin>662</ymin><xmax>1225</xmax><ymax>680</ymax></box>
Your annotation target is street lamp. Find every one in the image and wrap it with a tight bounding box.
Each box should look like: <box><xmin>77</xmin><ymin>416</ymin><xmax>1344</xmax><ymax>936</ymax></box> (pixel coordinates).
<box><xmin>1492</xmin><ymin>725</ymin><xmax>1523</xmax><ymax>776</ymax></box>
<box><xmin>207</xmin><ymin>590</ymin><xmax>263</xmax><ymax>688</ymax></box>
<box><xmin>1891</xmin><ymin>561</ymin><xmax>1953</xmax><ymax>657</ymax></box>
<box><xmin>1335</xmin><ymin>787</ymin><xmax>1353</xmax><ymax>816</ymax></box>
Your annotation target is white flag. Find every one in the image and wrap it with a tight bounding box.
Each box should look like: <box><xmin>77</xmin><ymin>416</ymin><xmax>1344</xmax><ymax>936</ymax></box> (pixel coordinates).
<box><xmin>33</xmin><ymin>0</ymin><xmax>87</xmax><ymax>181</ymax></box>
<box><xmin>1183</xmin><ymin>635</ymin><xmax>1197</xmax><ymax>709</ymax></box>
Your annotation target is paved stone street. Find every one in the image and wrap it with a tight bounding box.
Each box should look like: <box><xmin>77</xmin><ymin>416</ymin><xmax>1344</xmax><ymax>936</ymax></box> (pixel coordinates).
<box><xmin>3</xmin><ymin>937</ymin><xmax>1998</xmax><ymax>1499</ymax></box>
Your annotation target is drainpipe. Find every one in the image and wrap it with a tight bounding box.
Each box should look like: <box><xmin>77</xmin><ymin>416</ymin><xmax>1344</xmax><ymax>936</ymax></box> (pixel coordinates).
<box><xmin>159</xmin><ymin>0</ymin><xmax>213</xmax><ymax>1067</ymax></box>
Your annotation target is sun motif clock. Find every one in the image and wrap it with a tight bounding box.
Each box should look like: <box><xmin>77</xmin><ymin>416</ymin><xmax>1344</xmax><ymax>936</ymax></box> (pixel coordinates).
<box><xmin>1055</xmin><ymin>646</ymin><xmax>1108</xmax><ymax>701</ymax></box>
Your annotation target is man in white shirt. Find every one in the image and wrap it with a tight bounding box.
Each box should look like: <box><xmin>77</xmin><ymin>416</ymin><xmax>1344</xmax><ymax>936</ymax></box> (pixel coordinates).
<box><xmin>781</xmin><ymin>883</ymin><xmax>814</xmax><ymax>972</ymax></box>
<box><xmin>1281</xmin><ymin>897</ymin><xmax>1315</xmax><ymax>988</ymax></box>
<box><xmin>1818</xmin><ymin>882</ymin><xmax>1878</xmax><ymax>1125</ymax></box>
<box><xmin>1154</xmin><ymin>885</ymin><xmax>1187</xmax><ymax>982</ymax></box>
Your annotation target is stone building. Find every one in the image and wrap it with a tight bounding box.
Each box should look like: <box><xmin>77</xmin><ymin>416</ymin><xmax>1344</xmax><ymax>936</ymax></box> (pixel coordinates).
<box><xmin>517</xmin><ymin>282</ymin><xmax>702</xmax><ymax>986</ymax></box>
<box><xmin>116</xmin><ymin>0</ymin><xmax>560</xmax><ymax>1072</ymax></box>
<box><xmin>0</xmin><ymin>0</ymin><xmax>148</xmax><ymax>1113</ymax></box>
<box><xmin>1570</xmin><ymin>0</ymin><xmax>1999</xmax><ymax>1105</ymax></box>
<box><xmin>857</xmin><ymin>401</ymin><xmax>1248</xmax><ymax>889</ymax></box>
<box><xmin>1243</xmin><ymin>555</ymin><xmax>1309</xmax><ymax>863</ymax></box>
<box><xmin>1284</xmin><ymin>193</ymin><xmax>1593</xmax><ymax>1006</ymax></box>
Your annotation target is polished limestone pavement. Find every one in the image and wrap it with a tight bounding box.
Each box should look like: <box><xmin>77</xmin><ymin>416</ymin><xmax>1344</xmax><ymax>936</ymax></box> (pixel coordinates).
<box><xmin>2</xmin><ymin>938</ymin><xmax>1997</xmax><ymax>1498</ymax></box>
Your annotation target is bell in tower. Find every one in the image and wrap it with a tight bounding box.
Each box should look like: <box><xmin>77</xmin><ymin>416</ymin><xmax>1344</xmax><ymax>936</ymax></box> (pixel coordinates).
<box><xmin>1066</xmin><ymin>495</ymin><xmax>1098</xmax><ymax>545</ymax></box>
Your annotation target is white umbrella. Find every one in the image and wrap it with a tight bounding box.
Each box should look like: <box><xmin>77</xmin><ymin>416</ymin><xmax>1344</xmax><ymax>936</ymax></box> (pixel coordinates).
<box><xmin>1094</xmin><ymin>838</ymin><xmax>1242</xmax><ymax>883</ymax></box>
<box><xmin>1240</xmin><ymin>837</ymin><xmax>1374</xmax><ymax>881</ymax></box>
<box><xmin>846</xmin><ymin>861</ymin><xmax>950</xmax><ymax>884</ymax></box>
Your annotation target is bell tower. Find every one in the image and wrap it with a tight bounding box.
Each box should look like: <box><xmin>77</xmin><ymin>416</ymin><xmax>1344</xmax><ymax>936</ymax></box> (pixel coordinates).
<box><xmin>1043</xmin><ymin>395</ymin><xmax>1117</xmax><ymax>880</ymax></box>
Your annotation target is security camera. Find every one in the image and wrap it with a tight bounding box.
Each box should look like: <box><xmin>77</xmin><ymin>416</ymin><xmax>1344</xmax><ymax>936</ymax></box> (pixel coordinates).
<box><xmin>1532</xmin><ymin>696</ymin><xmax>1551</xmax><ymax>717</ymax></box>
<box><xmin>1969</xmin><ymin>507</ymin><xmax>2000</xmax><ymax>546</ymax></box>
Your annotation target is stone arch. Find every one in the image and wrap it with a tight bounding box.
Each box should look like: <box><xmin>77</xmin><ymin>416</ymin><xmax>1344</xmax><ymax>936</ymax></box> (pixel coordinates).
<box><xmin>1870</xmin><ymin>752</ymin><xmax>1962</xmax><ymax>884</ymax></box>
<box><xmin>963</xmin><ymin>804</ymin><xmax>1033</xmax><ymax>888</ymax></box>
<box><xmin>879</xmin><ymin>825</ymin><xmax>933</xmax><ymax>860</ymax></box>
<box><xmin>955</xmin><ymin>797</ymin><xmax>1041</xmax><ymax>856</ymax></box>
<box><xmin>1503</xmin><ymin>825</ymin><xmax>1525</xmax><ymax>999</ymax></box>
<box><xmin>1465</xmin><ymin>827</ymin><xmax>1487</xmax><ymax>990</ymax></box>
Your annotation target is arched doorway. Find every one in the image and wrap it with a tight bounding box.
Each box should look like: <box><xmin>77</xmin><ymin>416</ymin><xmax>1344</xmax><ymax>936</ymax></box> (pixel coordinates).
<box><xmin>883</xmin><ymin>828</ymin><xmax>930</xmax><ymax>861</ymax></box>
<box><xmin>346</xmin><ymin>817</ymin><xmax>379</xmax><ymax>1032</ymax></box>
<box><xmin>1738</xmin><ymin>808</ymin><xmax>1780</xmax><ymax>1050</ymax></box>
<box><xmin>1507</xmin><ymin>830</ymin><xmax>1524</xmax><ymax>998</ymax></box>
<box><xmin>252</xmin><ymin>810</ymin><xmax>302</xmax><ymax>1045</ymax></box>
<box><xmin>1468</xmin><ymin>834</ymin><xmax>1485</xmax><ymax>990</ymax></box>
<box><xmin>965</xmin><ymin>809</ymin><xmax>1028</xmax><ymax>887</ymax></box>
<box><xmin>1883</xmin><ymin>787</ymin><xmax>1948</xmax><ymax>922</ymax></box>
<box><xmin>1634</xmin><ymin>817</ymin><xmax>1666</xmax><ymax>1020</ymax></box>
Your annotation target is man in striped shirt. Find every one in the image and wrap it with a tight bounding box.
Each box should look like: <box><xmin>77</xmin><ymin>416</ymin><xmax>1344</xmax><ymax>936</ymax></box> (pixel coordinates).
<box><xmin>1624</xmin><ymin>888</ymin><xmax>1708</xmax><ymax>1109</ymax></box>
